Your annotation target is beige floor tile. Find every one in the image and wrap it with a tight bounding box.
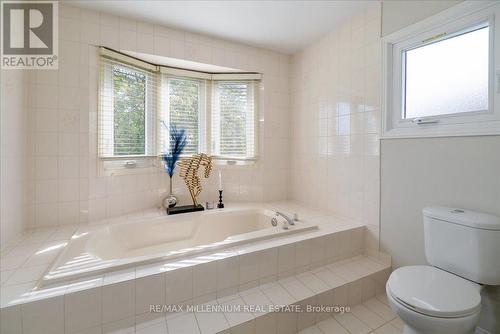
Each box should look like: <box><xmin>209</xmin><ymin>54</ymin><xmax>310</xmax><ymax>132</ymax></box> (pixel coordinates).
<box><xmin>299</xmin><ymin>325</ymin><xmax>323</xmax><ymax>334</ymax></box>
<box><xmin>373</xmin><ymin>323</ymin><xmax>402</xmax><ymax>334</ymax></box>
<box><xmin>389</xmin><ymin>317</ymin><xmax>404</xmax><ymax>330</ymax></box>
<box><xmin>316</xmin><ymin>317</ymin><xmax>349</xmax><ymax>334</ymax></box>
<box><xmin>334</xmin><ymin>312</ymin><xmax>371</xmax><ymax>334</ymax></box>
<box><xmin>350</xmin><ymin>304</ymin><xmax>386</xmax><ymax>329</ymax></box>
<box><xmin>363</xmin><ymin>298</ymin><xmax>396</xmax><ymax>322</ymax></box>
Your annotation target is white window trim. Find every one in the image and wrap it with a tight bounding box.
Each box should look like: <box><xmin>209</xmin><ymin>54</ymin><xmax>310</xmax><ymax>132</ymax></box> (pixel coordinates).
<box><xmin>210</xmin><ymin>80</ymin><xmax>259</xmax><ymax>162</ymax></box>
<box><xmin>98</xmin><ymin>58</ymin><xmax>158</xmax><ymax>176</ymax></box>
<box><xmin>98</xmin><ymin>48</ymin><xmax>261</xmax><ymax>175</ymax></box>
<box><xmin>161</xmin><ymin>74</ymin><xmax>208</xmax><ymax>155</ymax></box>
<box><xmin>382</xmin><ymin>0</ymin><xmax>500</xmax><ymax>139</ymax></box>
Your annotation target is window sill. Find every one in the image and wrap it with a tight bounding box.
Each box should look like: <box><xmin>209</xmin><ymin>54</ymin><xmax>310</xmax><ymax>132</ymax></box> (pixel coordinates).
<box><xmin>213</xmin><ymin>159</ymin><xmax>257</xmax><ymax>166</ymax></box>
<box><xmin>381</xmin><ymin>121</ymin><xmax>500</xmax><ymax>139</ymax></box>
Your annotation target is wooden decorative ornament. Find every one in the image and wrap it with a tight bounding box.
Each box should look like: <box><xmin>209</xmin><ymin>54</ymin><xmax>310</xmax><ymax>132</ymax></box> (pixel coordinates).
<box><xmin>177</xmin><ymin>153</ymin><xmax>213</xmax><ymax>207</ymax></box>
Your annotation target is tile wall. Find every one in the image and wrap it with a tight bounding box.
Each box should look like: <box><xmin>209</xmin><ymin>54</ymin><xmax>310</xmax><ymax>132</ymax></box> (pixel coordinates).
<box><xmin>25</xmin><ymin>4</ymin><xmax>291</xmax><ymax>228</ymax></box>
<box><xmin>1</xmin><ymin>224</ymin><xmax>392</xmax><ymax>334</ymax></box>
<box><xmin>0</xmin><ymin>70</ymin><xmax>30</xmax><ymax>249</ymax></box>
<box><xmin>289</xmin><ymin>3</ymin><xmax>382</xmax><ymax>251</ymax></box>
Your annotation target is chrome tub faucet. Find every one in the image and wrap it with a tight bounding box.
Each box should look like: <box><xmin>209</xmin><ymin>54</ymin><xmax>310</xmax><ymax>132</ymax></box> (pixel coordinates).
<box><xmin>272</xmin><ymin>211</ymin><xmax>298</xmax><ymax>229</ymax></box>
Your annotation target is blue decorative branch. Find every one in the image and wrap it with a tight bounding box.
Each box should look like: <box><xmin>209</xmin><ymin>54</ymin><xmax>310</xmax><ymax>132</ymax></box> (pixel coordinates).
<box><xmin>160</xmin><ymin>121</ymin><xmax>187</xmax><ymax>177</ymax></box>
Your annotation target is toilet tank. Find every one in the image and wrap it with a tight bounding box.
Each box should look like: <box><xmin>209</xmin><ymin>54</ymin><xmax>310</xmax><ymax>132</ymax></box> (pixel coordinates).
<box><xmin>423</xmin><ymin>207</ymin><xmax>500</xmax><ymax>285</ymax></box>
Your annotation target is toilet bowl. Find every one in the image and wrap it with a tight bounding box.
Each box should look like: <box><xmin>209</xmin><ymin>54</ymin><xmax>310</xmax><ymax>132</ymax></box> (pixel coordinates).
<box><xmin>386</xmin><ymin>266</ymin><xmax>482</xmax><ymax>334</ymax></box>
<box><xmin>386</xmin><ymin>207</ymin><xmax>500</xmax><ymax>334</ymax></box>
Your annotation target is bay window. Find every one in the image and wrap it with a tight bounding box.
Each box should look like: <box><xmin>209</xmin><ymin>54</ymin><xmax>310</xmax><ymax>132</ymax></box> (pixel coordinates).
<box><xmin>212</xmin><ymin>80</ymin><xmax>256</xmax><ymax>159</ymax></box>
<box><xmin>98</xmin><ymin>48</ymin><xmax>260</xmax><ymax>175</ymax></box>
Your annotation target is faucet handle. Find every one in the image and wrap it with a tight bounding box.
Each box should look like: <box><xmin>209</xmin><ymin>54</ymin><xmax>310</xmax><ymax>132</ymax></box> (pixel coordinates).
<box><xmin>293</xmin><ymin>213</ymin><xmax>299</xmax><ymax>222</ymax></box>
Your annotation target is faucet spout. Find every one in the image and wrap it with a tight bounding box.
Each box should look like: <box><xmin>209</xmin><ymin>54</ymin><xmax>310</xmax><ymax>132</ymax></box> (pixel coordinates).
<box><xmin>275</xmin><ymin>211</ymin><xmax>295</xmax><ymax>229</ymax></box>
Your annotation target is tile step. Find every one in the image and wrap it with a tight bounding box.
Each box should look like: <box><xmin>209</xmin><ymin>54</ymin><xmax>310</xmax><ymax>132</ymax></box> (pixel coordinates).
<box><xmin>155</xmin><ymin>254</ymin><xmax>392</xmax><ymax>334</ymax></box>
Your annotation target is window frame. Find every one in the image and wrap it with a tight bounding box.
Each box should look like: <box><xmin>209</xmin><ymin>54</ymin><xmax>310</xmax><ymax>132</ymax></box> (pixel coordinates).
<box><xmin>98</xmin><ymin>48</ymin><xmax>261</xmax><ymax>175</ymax></box>
<box><xmin>98</xmin><ymin>57</ymin><xmax>158</xmax><ymax>175</ymax></box>
<box><xmin>211</xmin><ymin>80</ymin><xmax>259</xmax><ymax>161</ymax></box>
<box><xmin>161</xmin><ymin>74</ymin><xmax>207</xmax><ymax>156</ymax></box>
<box><xmin>382</xmin><ymin>1</ymin><xmax>500</xmax><ymax>138</ymax></box>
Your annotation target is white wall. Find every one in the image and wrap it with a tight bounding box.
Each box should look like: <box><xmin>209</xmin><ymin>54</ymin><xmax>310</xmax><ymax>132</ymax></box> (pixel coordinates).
<box><xmin>289</xmin><ymin>3</ymin><xmax>382</xmax><ymax>252</ymax></box>
<box><xmin>379</xmin><ymin>2</ymin><xmax>500</xmax><ymax>332</ymax></box>
<box><xmin>380</xmin><ymin>136</ymin><xmax>500</xmax><ymax>333</ymax></box>
<box><xmin>24</xmin><ymin>4</ymin><xmax>291</xmax><ymax>228</ymax></box>
<box><xmin>0</xmin><ymin>70</ymin><xmax>30</xmax><ymax>249</ymax></box>
<box><xmin>381</xmin><ymin>0</ymin><xmax>462</xmax><ymax>36</ymax></box>
<box><xmin>380</xmin><ymin>136</ymin><xmax>500</xmax><ymax>267</ymax></box>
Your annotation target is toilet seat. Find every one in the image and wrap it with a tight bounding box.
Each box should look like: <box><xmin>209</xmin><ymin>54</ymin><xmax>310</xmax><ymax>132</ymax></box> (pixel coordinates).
<box><xmin>387</xmin><ymin>265</ymin><xmax>481</xmax><ymax>318</ymax></box>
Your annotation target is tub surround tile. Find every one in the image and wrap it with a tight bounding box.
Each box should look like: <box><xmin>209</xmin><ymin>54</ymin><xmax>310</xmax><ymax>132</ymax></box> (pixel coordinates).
<box><xmin>102</xmin><ymin>316</ymin><xmax>135</xmax><ymax>334</ymax></box>
<box><xmin>255</xmin><ymin>312</ymin><xmax>277</xmax><ymax>334</ymax></box>
<box><xmin>103</xmin><ymin>268</ymin><xmax>136</xmax><ymax>285</ymax></box>
<box><xmin>193</xmin><ymin>261</ymin><xmax>217</xmax><ymax>298</ymax></box>
<box><xmin>166</xmin><ymin>312</ymin><xmax>200</xmax><ymax>334</ymax></box>
<box><xmin>135</xmin><ymin>273</ymin><xmax>165</xmax><ymax>315</ymax></box>
<box><xmin>195</xmin><ymin>307</ymin><xmax>230</xmax><ymax>334</ymax></box>
<box><xmin>258</xmin><ymin>248</ymin><xmax>278</xmax><ymax>279</ymax></box>
<box><xmin>262</xmin><ymin>283</ymin><xmax>296</xmax><ymax>306</ymax></box>
<box><xmin>216</xmin><ymin>255</ymin><xmax>239</xmax><ymax>292</ymax></box>
<box><xmin>64</xmin><ymin>277</ymin><xmax>104</xmax><ymax>295</ymax></box>
<box><xmin>0</xmin><ymin>282</ymin><xmax>37</xmax><ymax>308</ymax></box>
<box><xmin>0</xmin><ymin>305</ymin><xmax>22</xmax><ymax>334</ymax></box>
<box><xmin>239</xmin><ymin>252</ymin><xmax>260</xmax><ymax>285</ymax></box>
<box><xmin>5</xmin><ymin>265</ymin><xmax>47</xmax><ymax>285</ymax></box>
<box><xmin>312</xmin><ymin>267</ymin><xmax>347</xmax><ymax>289</ymax></box>
<box><xmin>0</xmin><ymin>255</ymin><xmax>30</xmax><ymax>271</ymax></box>
<box><xmin>276</xmin><ymin>310</ymin><xmax>298</xmax><ymax>334</ymax></box>
<box><xmin>165</xmin><ymin>266</ymin><xmax>193</xmax><ymax>304</ymax></box>
<box><xmin>278</xmin><ymin>276</ymin><xmax>314</xmax><ymax>301</ymax></box>
<box><xmin>1</xmin><ymin>252</ymin><xmax>392</xmax><ymax>333</ymax></box>
<box><xmin>0</xmin><ymin>202</ymin><xmax>390</xmax><ymax>334</ymax></box>
<box><xmin>277</xmin><ymin>244</ymin><xmax>296</xmax><ymax>274</ymax></box>
<box><xmin>0</xmin><ymin>224</ymin><xmax>373</xmax><ymax>309</ymax></box>
<box><xmin>102</xmin><ymin>281</ymin><xmax>135</xmax><ymax>324</ymax></box>
<box><xmin>64</xmin><ymin>288</ymin><xmax>102</xmax><ymax>333</ymax></box>
<box><xmin>0</xmin><ymin>270</ymin><xmax>15</xmax><ymax>285</ymax></box>
<box><xmin>135</xmin><ymin>319</ymin><xmax>168</xmax><ymax>334</ymax></box>
<box><xmin>240</xmin><ymin>289</ymin><xmax>273</xmax><ymax>316</ymax></box>
<box><xmin>296</xmin><ymin>272</ymin><xmax>330</xmax><ymax>294</ymax></box>
<box><xmin>220</xmin><ymin>296</ymin><xmax>254</xmax><ymax>327</ymax></box>
<box><xmin>21</xmin><ymin>296</ymin><xmax>64</xmax><ymax>334</ymax></box>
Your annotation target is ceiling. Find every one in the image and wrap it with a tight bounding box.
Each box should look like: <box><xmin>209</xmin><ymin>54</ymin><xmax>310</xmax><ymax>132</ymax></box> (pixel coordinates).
<box><xmin>69</xmin><ymin>1</ymin><xmax>372</xmax><ymax>54</ymax></box>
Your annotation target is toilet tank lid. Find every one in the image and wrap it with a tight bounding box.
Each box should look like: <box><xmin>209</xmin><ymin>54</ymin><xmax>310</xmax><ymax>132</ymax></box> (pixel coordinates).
<box><xmin>423</xmin><ymin>207</ymin><xmax>500</xmax><ymax>230</ymax></box>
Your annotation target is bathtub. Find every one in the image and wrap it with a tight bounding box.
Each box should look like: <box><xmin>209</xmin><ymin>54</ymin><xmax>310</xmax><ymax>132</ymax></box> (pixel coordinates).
<box><xmin>41</xmin><ymin>206</ymin><xmax>317</xmax><ymax>286</ymax></box>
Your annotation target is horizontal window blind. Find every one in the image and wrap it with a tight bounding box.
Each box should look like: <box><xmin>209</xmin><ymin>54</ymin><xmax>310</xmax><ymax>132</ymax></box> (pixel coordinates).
<box><xmin>212</xmin><ymin>81</ymin><xmax>256</xmax><ymax>159</ymax></box>
<box><xmin>98</xmin><ymin>48</ymin><xmax>261</xmax><ymax>172</ymax></box>
<box><xmin>160</xmin><ymin>75</ymin><xmax>205</xmax><ymax>156</ymax></box>
<box><xmin>99</xmin><ymin>57</ymin><xmax>157</xmax><ymax>159</ymax></box>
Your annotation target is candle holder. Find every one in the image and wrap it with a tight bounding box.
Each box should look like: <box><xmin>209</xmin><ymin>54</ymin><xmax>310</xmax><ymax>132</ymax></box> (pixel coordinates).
<box><xmin>217</xmin><ymin>189</ymin><xmax>224</xmax><ymax>208</ymax></box>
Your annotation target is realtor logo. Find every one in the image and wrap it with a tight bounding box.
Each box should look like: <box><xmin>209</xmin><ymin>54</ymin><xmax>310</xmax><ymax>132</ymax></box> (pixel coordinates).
<box><xmin>1</xmin><ymin>1</ymin><xmax>58</xmax><ymax>69</ymax></box>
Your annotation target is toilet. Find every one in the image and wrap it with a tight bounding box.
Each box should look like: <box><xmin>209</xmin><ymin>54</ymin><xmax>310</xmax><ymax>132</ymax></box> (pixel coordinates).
<box><xmin>386</xmin><ymin>207</ymin><xmax>500</xmax><ymax>334</ymax></box>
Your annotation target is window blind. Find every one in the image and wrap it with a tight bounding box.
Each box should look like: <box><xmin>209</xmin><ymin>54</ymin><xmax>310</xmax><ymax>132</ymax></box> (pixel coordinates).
<box><xmin>99</xmin><ymin>57</ymin><xmax>158</xmax><ymax>161</ymax></box>
<box><xmin>98</xmin><ymin>48</ymin><xmax>261</xmax><ymax>173</ymax></box>
<box><xmin>160</xmin><ymin>75</ymin><xmax>206</xmax><ymax>155</ymax></box>
<box><xmin>212</xmin><ymin>81</ymin><xmax>257</xmax><ymax>159</ymax></box>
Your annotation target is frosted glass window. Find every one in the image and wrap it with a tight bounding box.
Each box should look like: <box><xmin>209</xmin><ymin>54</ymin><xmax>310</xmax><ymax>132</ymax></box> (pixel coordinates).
<box><xmin>404</xmin><ymin>25</ymin><xmax>489</xmax><ymax>119</ymax></box>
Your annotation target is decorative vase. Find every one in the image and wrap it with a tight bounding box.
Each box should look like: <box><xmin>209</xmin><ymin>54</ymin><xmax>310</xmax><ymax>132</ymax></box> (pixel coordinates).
<box><xmin>164</xmin><ymin>176</ymin><xmax>177</xmax><ymax>208</ymax></box>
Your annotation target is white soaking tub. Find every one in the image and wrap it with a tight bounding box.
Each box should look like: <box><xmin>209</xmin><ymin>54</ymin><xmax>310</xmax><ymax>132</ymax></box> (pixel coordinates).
<box><xmin>41</xmin><ymin>206</ymin><xmax>317</xmax><ymax>286</ymax></box>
